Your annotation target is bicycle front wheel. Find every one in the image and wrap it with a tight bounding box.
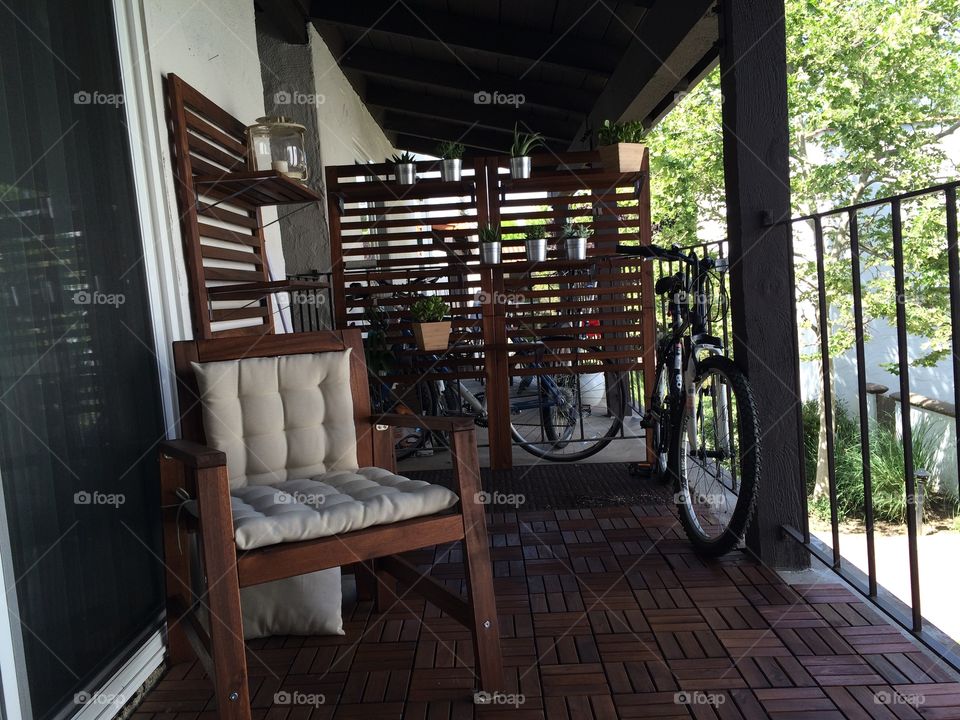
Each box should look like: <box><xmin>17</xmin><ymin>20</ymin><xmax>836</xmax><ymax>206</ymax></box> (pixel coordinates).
<box><xmin>510</xmin><ymin>361</ymin><xmax>626</xmax><ymax>462</ymax></box>
<box><xmin>670</xmin><ymin>355</ymin><xmax>760</xmax><ymax>556</ymax></box>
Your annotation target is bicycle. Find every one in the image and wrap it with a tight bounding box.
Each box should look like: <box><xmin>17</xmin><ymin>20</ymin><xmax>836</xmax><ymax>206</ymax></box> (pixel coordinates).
<box><xmin>416</xmin><ymin>339</ymin><xmax>627</xmax><ymax>462</ymax></box>
<box><xmin>617</xmin><ymin>242</ymin><xmax>761</xmax><ymax>556</ymax></box>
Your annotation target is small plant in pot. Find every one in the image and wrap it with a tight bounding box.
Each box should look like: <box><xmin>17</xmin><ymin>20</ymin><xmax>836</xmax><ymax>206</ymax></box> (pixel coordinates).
<box><xmin>561</xmin><ymin>222</ymin><xmax>592</xmax><ymax>260</ymax></box>
<box><xmin>509</xmin><ymin>125</ymin><xmax>544</xmax><ymax>179</ymax></box>
<box><xmin>410</xmin><ymin>296</ymin><xmax>451</xmax><ymax>352</ymax></box>
<box><xmin>436</xmin><ymin>141</ymin><xmax>465</xmax><ymax>182</ymax></box>
<box><xmin>391</xmin><ymin>151</ymin><xmax>417</xmax><ymax>185</ymax></box>
<box><xmin>597</xmin><ymin>119</ymin><xmax>647</xmax><ymax>174</ymax></box>
<box><xmin>524</xmin><ymin>225</ymin><xmax>548</xmax><ymax>262</ymax></box>
<box><xmin>478</xmin><ymin>225</ymin><xmax>502</xmax><ymax>264</ymax></box>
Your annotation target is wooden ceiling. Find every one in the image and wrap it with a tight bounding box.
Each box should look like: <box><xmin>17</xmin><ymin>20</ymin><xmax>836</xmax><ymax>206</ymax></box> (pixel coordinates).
<box><xmin>258</xmin><ymin>0</ymin><xmax>719</xmax><ymax>156</ymax></box>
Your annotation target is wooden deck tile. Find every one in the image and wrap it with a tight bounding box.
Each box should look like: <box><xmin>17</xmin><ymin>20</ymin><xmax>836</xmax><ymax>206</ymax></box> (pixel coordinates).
<box><xmin>135</xmin><ymin>506</ymin><xmax>960</xmax><ymax>719</ymax></box>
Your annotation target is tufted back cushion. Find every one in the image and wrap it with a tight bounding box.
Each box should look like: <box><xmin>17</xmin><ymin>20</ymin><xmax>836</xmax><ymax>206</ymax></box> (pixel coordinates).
<box><xmin>191</xmin><ymin>351</ymin><xmax>358</xmax><ymax>488</ymax></box>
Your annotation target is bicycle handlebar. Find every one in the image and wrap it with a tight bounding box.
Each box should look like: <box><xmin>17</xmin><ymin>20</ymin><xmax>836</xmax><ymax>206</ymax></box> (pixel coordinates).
<box><xmin>616</xmin><ymin>243</ymin><xmax>687</xmax><ymax>262</ymax></box>
<box><xmin>616</xmin><ymin>243</ymin><xmax>725</xmax><ymax>271</ymax></box>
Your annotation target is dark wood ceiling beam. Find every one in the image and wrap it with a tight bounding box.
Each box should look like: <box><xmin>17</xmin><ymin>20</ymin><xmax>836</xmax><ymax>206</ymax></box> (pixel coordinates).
<box><xmin>571</xmin><ymin>0</ymin><xmax>719</xmax><ymax>147</ymax></box>
<box><xmin>382</xmin><ymin>113</ymin><xmax>566</xmax><ymax>155</ymax></box>
<box><xmin>255</xmin><ymin>0</ymin><xmax>309</xmax><ymax>44</ymax></box>
<box><xmin>364</xmin><ymin>82</ymin><xmax>578</xmax><ymax>143</ymax></box>
<box><xmin>309</xmin><ymin>1</ymin><xmax>619</xmax><ymax>75</ymax></box>
<box><xmin>340</xmin><ymin>47</ymin><xmax>596</xmax><ymax>114</ymax></box>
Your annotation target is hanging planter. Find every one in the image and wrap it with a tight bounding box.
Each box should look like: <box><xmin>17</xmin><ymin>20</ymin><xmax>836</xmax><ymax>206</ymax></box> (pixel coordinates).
<box><xmin>478</xmin><ymin>225</ymin><xmax>502</xmax><ymax>264</ymax></box>
<box><xmin>561</xmin><ymin>222</ymin><xmax>593</xmax><ymax>260</ymax></box>
<box><xmin>524</xmin><ymin>226</ymin><xmax>548</xmax><ymax>262</ymax></box>
<box><xmin>436</xmin><ymin>140</ymin><xmax>465</xmax><ymax>182</ymax></box>
<box><xmin>391</xmin><ymin>151</ymin><xmax>417</xmax><ymax>185</ymax></box>
<box><xmin>597</xmin><ymin>119</ymin><xmax>647</xmax><ymax>174</ymax></box>
<box><xmin>410</xmin><ymin>296</ymin><xmax>451</xmax><ymax>352</ymax></box>
<box><xmin>509</xmin><ymin>125</ymin><xmax>544</xmax><ymax>180</ymax></box>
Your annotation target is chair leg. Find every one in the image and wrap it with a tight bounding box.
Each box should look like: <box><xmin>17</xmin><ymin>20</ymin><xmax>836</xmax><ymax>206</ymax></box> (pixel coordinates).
<box><xmin>159</xmin><ymin>454</ymin><xmax>192</xmax><ymax>664</ymax></box>
<box><xmin>197</xmin><ymin>465</ymin><xmax>251</xmax><ymax>720</ymax></box>
<box><xmin>450</xmin><ymin>431</ymin><xmax>503</xmax><ymax>692</ymax></box>
<box><xmin>355</xmin><ymin>560</ymin><xmax>396</xmax><ymax>612</ymax></box>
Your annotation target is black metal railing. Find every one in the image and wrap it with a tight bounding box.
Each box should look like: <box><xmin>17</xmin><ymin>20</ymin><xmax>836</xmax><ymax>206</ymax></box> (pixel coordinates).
<box><xmin>782</xmin><ymin>178</ymin><xmax>960</xmax><ymax>669</ymax></box>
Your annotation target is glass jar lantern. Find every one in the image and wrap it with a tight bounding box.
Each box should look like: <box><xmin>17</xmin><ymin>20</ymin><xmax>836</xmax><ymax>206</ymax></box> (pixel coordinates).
<box><xmin>246</xmin><ymin>116</ymin><xmax>308</xmax><ymax>181</ymax></box>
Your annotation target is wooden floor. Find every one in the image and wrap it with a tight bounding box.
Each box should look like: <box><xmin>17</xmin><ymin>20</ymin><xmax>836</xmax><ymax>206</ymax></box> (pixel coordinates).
<box><xmin>135</xmin><ymin>504</ymin><xmax>960</xmax><ymax>719</ymax></box>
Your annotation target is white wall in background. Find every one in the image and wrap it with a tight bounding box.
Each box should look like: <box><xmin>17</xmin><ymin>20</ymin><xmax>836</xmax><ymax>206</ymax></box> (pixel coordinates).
<box><xmin>138</xmin><ymin>0</ymin><xmax>286</xmax><ymax>331</ymax></box>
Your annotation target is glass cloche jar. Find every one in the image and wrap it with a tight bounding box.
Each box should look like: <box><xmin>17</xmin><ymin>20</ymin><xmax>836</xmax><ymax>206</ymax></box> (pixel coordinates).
<box><xmin>245</xmin><ymin>116</ymin><xmax>308</xmax><ymax>181</ymax></box>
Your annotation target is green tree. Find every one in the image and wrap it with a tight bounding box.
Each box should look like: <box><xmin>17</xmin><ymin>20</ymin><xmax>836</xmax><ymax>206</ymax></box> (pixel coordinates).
<box><xmin>645</xmin><ymin>0</ymin><xmax>960</xmax><ymax>499</ymax></box>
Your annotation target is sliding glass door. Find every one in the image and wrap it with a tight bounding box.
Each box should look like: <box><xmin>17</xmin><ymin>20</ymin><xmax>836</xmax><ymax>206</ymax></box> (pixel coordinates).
<box><xmin>0</xmin><ymin>1</ymin><xmax>165</xmax><ymax>717</ymax></box>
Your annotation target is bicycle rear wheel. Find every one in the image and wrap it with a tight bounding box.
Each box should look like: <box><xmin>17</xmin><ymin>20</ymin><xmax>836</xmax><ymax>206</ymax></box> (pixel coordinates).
<box><xmin>670</xmin><ymin>355</ymin><xmax>760</xmax><ymax>556</ymax></box>
<box><xmin>510</xmin><ymin>360</ymin><xmax>627</xmax><ymax>462</ymax></box>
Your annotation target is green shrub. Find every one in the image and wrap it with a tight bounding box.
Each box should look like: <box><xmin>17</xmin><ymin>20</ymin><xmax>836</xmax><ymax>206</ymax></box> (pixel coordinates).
<box><xmin>802</xmin><ymin>398</ymin><xmax>939</xmax><ymax>523</ymax></box>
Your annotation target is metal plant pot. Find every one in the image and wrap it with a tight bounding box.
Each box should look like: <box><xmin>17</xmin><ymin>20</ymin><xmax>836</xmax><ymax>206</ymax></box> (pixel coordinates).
<box><xmin>565</xmin><ymin>236</ymin><xmax>587</xmax><ymax>260</ymax></box>
<box><xmin>441</xmin><ymin>158</ymin><xmax>462</xmax><ymax>182</ymax></box>
<box><xmin>525</xmin><ymin>238</ymin><xmax>547</xmax><ymax>262</ymax></box>
<box><xmin>395</xmin><ymin>162</ymin><xmax>416</xmax><ymax>185</ymax></box>
<box><xmin>510</xmin><ymin>156</ymin><xmax>532</xmax><ymax>179</ymax></box>
<box><xmin>480</xmin><ymin>241</ymin><xmax>501</xmax><ymax>264</ymax></box>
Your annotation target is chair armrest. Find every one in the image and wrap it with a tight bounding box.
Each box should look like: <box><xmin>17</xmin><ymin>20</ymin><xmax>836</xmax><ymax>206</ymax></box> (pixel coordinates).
<box><xmin>372</xmin><ymin>413</ymin><xmax>475</xmax><ymax>433</ymax></box>
<box><xmin>159</xmin><ymin>439</ymin><xmax>226</xmax><ymax>468</ymax></box>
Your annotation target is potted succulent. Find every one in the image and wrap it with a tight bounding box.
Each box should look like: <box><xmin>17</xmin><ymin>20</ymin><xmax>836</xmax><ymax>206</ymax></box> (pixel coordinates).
<box><xmin>597</xmin><ymin>119</ymin><xmax>647</xmax><ymax>174</ymax></box>
<box><xmin>524</xmin><ymin>226</ymin><xmax>548</xmax><ymax>262</ymax></box>
<box><xmin>391</xmin><ymin>151</ymin><xmax>417</xmax><ymax>185</ymax></box>
<box><xmin>410</xmin><ymin>296</ymin><xmax>451</xmax><ymax>352</ymax></box>
<box><xmin>509</xmin><ymin>125</ymin><xmax>544</xmax><ymax>179</ymax></box>
<box><xmin>478</xmin><ymin>225</ymin><xmax>502</xmax><ymax>264</ymax></box>
<box><xmin>561</xmin><ymin>222</ymin><xmax>593</xmax><ymax>260</ymax></box>
<box><xmin>436</xmin><ymin>140</ymin><xmax>465</xmax><ymax>182</ymax></box>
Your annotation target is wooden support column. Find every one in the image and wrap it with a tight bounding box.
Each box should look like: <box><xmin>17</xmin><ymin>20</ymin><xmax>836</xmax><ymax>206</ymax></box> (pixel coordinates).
<box><xmin>718</xmin><ymin>0</ymin><xmax>808</xmax><ymax>568</ymax></box>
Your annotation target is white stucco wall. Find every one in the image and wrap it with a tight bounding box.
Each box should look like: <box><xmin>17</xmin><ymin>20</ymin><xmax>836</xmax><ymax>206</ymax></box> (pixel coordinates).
<box><xmin>138</xmin><ymin>0</ymin><xmax>285</xmax><ymax>335</ymax></box>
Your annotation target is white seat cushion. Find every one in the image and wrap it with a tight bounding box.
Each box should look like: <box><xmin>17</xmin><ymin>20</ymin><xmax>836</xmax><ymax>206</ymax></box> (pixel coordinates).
<box><xmin>230</xmin><ymin>467</ymin><xmax>459</xmax><ymax>550</ymax></box>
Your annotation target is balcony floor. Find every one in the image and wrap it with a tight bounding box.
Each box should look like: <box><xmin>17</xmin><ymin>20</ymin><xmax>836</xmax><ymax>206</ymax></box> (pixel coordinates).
<box><xmin>135</xmin><ymin>465</ymin><xmax>960</xmax><ymax>719</ymax></box>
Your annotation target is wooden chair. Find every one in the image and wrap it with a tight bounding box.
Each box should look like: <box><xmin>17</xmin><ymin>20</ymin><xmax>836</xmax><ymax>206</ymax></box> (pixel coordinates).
<box><xmin>158</xmin><ymin>329</ymin><xmax>502</xmax><ymax>719</ymax></box>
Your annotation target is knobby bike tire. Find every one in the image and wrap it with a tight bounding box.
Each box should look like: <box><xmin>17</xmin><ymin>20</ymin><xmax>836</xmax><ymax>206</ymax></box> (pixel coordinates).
<box><xmin>669</xmin><ymin>355</ymin><xmax>761</xmax><ymax>557</ymax></box>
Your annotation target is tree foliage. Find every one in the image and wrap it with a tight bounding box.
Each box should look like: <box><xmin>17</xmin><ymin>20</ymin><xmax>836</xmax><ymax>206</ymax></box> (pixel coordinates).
<box><xmin>647</xmin><ymin>0</ymin><xmax>960</xmax><ymax>365</ymax></box>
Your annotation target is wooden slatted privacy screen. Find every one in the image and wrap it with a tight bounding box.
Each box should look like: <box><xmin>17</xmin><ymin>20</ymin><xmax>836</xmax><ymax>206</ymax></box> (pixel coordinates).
<box><xmin>327</xmin><ymin>150</ymin><xmax>656</xmax><ymax>468</ymax></box>
<box><xmin>165</xmin><ymin>74</ymin><xmax>324</xmax><ymax>339</ymax></box>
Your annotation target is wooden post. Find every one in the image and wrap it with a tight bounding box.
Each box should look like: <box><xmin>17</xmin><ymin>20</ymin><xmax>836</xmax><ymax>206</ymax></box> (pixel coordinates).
<box><xmin>718</xmin><ymin>0</ymin><xmax>808</xmax><ymax>568</ymax></box>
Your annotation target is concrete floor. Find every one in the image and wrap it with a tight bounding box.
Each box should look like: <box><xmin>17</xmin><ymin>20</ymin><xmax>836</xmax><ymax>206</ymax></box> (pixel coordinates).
<box><xmin>397</xmin><ymin>414</ymin><xmax>649</xmax><ymax>471</ymax></box>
